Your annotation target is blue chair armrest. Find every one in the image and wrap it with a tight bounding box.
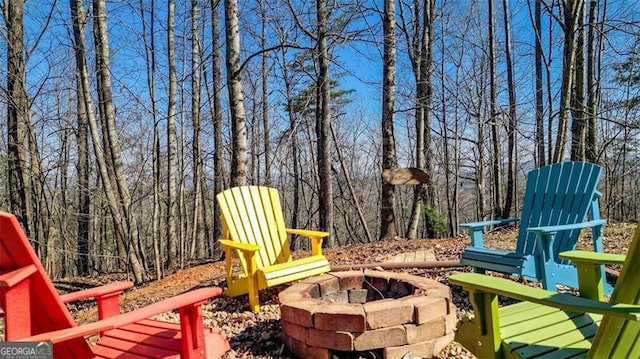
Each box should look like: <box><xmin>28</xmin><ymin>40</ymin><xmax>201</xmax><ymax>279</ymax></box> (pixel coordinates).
<box><xmin>527</xmin><ymin>219</ymin><xmax>607</xmax><ymax>234</ymax></box>
<box><xmin>460</xmin><ymin>218</ymin><xmax>520</xmax><ymax>230</ymax></box>
<box><xmin>461</xmin><ymin>218</ymin><xmax>520</xmax><ymax>247</ymax></box>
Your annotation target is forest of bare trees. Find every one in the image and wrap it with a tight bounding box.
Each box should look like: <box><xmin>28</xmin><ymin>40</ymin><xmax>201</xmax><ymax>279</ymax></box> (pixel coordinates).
<box><xmin>1</xmin><ymin>0</ymin><xmax>639</xmax><ymax>281</ymax></box>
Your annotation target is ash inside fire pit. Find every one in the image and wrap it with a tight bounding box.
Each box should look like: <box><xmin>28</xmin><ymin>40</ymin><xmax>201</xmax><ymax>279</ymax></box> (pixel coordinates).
<box><xmin>278</xmin><ymin>270</ymin><xmax>457</xmax><ymax>359</ymax></box>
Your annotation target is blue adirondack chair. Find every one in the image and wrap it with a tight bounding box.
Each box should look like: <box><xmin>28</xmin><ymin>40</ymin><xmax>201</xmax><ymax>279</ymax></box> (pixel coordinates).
<box><xmin>460</xmin><ymin>161</ymin><xmax>611</xmax><ymax>294</ymax></box>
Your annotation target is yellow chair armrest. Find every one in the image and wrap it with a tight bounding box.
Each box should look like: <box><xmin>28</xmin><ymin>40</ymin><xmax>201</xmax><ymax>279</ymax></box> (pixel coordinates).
<box><xmin>286</xmin><ymin>229</ymin><xmax>329</xmax><ymax>256</ymax></box>
<box><xmin>286</xmin><ymin>228</ymin><xmax>329</xmax><ymax>239</ymax></box>
<box><xmin>219</xmin><ymin>239</ymin><xmax>260</xmax><ymax>252</ymax></box>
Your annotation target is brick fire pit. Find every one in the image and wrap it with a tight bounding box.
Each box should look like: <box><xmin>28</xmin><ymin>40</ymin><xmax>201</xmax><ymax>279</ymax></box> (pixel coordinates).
<box><xmin>278</xmin><ymin>270</ymin><xmax>457</xmax><ymax>359</ymax></box>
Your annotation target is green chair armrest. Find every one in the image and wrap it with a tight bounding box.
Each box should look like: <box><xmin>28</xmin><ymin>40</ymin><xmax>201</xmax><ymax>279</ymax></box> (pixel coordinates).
<box><xmin>559</xmin><ymin>250</ymin><xmax>626</xmax><ymax>265</ymax></box>
<box><xmin>557</xmin><ymin>250</ymin><xmax>625</xmax><ymax>300</ymax></box>
<box><xmin>218</xmin><ymin>239</ymin><xmax>260</xmax><ymax>252</ymax></box>
<box><xmin>449</xmin><ymin>273</ymin><xmax>640</xmax><ymax>321</ymax></box>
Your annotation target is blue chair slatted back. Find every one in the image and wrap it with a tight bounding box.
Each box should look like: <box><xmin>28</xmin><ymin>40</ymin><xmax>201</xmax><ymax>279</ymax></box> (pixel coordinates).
<box><xmin>516</xmin><ymin>161</ymin><xmax>602</xmax><ymax>262</ymax></box>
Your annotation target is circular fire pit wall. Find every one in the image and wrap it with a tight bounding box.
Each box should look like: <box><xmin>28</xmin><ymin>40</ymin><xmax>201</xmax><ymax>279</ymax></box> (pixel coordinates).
<box><xmin>278</xmin><ymin>270</ymin><xmax>456</xmax><ymax>359</ymax></box>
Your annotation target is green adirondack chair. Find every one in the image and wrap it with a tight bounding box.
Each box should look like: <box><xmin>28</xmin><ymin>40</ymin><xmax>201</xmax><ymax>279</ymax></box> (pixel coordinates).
<box><xmin>449</xmin><ymin>221</ymin><xmax>640</xmax><ymax>358</ymax></box>
<box><xmin>460</xmin><ymin>161</ymin><xmax>610</xmax><ymax>293</ymax></box>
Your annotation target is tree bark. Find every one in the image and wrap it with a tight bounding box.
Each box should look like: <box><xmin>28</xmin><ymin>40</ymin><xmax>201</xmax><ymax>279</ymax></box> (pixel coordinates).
<box><xmin>380</xmin><ymin>0</ymin><xmax>397</xmax><ymax>239</ymax></box>
<box><xmin>6</xmin><ymin>0</ymin><xmax>33</xmax><ymax>240</ymax></box>
<box><xmin>225</xmin><ymin>0</ymin><xmax>248</xmax><ymax>187</ymax></box>
<box><xmin>70</xmin><ymin>0</ymin><xmax>91</xmax><ymax>276</ymax></box>
<box><xmin>190</xmin><ymin>0</ymin><xmax>206</xmax><ymax>258</ymax></box>
<box><xmin>92</xmin><ymin>0</ymin><xmax>146</xmax><ymax>282</ymax></box>
<box><xmin>585</xmin><ymin>0</ymin><xmax>601</xmax><ymax>162</ymax></box>
<box><xmin>533</xmin><ymin>0</ymin><xmax>546</xmax><ymax>167</ymax></box>
<box><xmin>6</xmin><ymin>0</ymin><xmax>52</xmax><ymax>270</ymax></box>
<box><xmin>403</xmin><ymin>0</ymin><xmax>436</xmax><ymax>238</ymax></box>
<box><xmin>260</xmin><ymin>0</ymin><xmax>272</xmax><ymax>186</ymax></box>
<box><xmin>571</xmin><ymin>1</ymin><xmax>587</xmax><ymax>160</ymax></box>
<box><xmin>330</xmin><ymin>123</ymin><xmax>373</xmax><ymax>243</ymax></box>
<box><xmin>501</xmin><ymin>0</ymin><xmax>517</xmax><ymax>219</ymax></box>
<box><xmin>488</xmin><ymin>0</ymin><xmax>503</xmax><ymax>219</ymax></box>
<box><xmin>140</xmin><ymin>0</ymin><xmax>163</xmax><ymax>279</ymax></box>
<box><xmin>166</xmin><ymin>0</ymin><xmax>180</xmax><ymax>270</ymax></box>
<box><xmin>210</xmin><ymin>0</ymin><xmax>226</xmax><ymax>249</ymax></box>
<box><xmin>553</xmin><ymin>0</ymin><xmax>585</xmax><ymax>162</ymax></box>
<box><xmin>316</xmin><ymin>0</ymin><xmax>334</xmax><ymax>244</ymax></box>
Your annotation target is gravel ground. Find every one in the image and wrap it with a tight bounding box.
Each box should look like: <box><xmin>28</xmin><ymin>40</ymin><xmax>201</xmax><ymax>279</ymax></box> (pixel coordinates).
<box><xmin>5</xmin><ymin>224</ymin><xmax>632</xmax><ymax>359</ymax></box>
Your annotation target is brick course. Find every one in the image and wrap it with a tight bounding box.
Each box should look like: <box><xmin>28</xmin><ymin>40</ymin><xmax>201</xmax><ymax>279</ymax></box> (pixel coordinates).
<box><xmin>314</xmin><ymin>303</ymin><xmax>366</xmax><ymax>332</ymax></box>
<box><xmin>363</xmin><ymin>298</ymin><xmax>414</xmax><ymax>329</ymax></box>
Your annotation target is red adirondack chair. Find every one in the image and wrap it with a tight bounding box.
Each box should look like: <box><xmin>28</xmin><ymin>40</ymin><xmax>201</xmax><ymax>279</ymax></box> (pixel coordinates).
<box><xmin>0</xmin><ymin>212</ymin><xmax>230</xmax><ymax>358</ymax></box>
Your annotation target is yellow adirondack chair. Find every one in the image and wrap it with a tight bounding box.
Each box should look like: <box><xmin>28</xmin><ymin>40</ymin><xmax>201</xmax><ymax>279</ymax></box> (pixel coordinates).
<box><xmin>216</xmin><ymin>186</ymin><xmax>331</xmax><ymax>312</ymax></box>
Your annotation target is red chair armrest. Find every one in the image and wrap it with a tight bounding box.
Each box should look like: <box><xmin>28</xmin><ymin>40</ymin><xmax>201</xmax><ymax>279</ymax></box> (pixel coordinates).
<box><xmin>59</xmin><ymin>281</ymin><xmax>134</xmax><ymax>303</ymax></box>
<box><xmin>21</xmin><ymin>287</ymin><xmax>223</xmax><ymax>344</ymax></box>
<box><xmin>59</xmin><ymin>281</ymin><xmax>135</xmax><ymax>320</ymax></box>
<box><xmin>0</xmin><ymin>265</ymin><xmax>37</xmax><ymax>288</ymax></box>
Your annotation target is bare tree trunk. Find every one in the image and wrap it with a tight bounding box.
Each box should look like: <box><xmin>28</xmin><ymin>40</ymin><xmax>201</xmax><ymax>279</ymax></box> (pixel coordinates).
<box><xmin>477</xmin><ymin>106</ymin><xmax>487</xmax><ymax>220</ymax></box>
<box><xmin>6</xmin><ymin>0</ymin><xmax>33</xmax><ymax>240</ymax></box>
<box><xmin>571</xmin><ymin>1</ymin><xmax>586</xmax><ymax>160</ymax></box>
<box><xmin>28</xmin><ymin>126</ymin><xmax>50</xmax><ymax>269</ymax></box>
<box><xmin>488</xmin><ymin>0</ymin><xmax>503</xmax><ymax>219</ymax></box>
<box><xmin>92</xmin><ymin>0</ymin><xmax>145</xmax><ymax>282</ymax></box>
<box><xmin>502</xmin><ymin>0</ymin><xmax>517</xmax><ymax>219</ymax></box>
<box><xmin>553</xmin><ymin>0</ymin><xmax>585</xmax><ymax>162</ymax></box>
<box><xmin>546</xmin><ymin>17</ymin><xmax>555</xmax><ymax>164</ymax></box>
<box><xmin>585</xmin><ymin>0</ymin><xmax>602</xmax><ymax>162</ymax></box>
<box><xmin>249</xmin><ymin>83</ymin><xmax>259</xmax><ymax>183</ymax></box>
<box><xmin>71</xmin><ymin>0</ymin><xmax>91</xmax><ymax>277</ymax></box>
<box><xmin>139</xmin><ymin>0</ymin><xmax>163</xmax><ymax>279</ymax></box>
<box><xmin>260</xmin><ymin>0</ymin><xmax>271</xmax><ymax>186</ymax></box>
<box><xmin>190</xmin><ymin>0</ymin><xmax>206</xmax><ymax>258</ymax></box>
<box><xmin>209</xmin><ymin>0</ymin><xmax>225</xmax><ymax>253</ymax></box>
<box><xmin>533</xmin><ymin>0</ymin><xmax>546</xmax><ymax>167</ymax></box>
<box><xmin>330</xmin><ymin>123</ymin><xmax>373</xmax><ymax>243</ymax></box>
<box><xmin>406</xmin><ymin>6</ymin><xmax>426</xmax><ymax>238</ymax></box>
<box><xmin>165</xmin><ymin>0</ymin><xmax>180</xmax><ymax>270</ymax></box>
<box><xmin>380</xmin><ymin>0</ymin><xmax>397</xmax><ymax>239</ymax></box>
<box><xmin>7</xmin><ymin>0</ymin><xmax>50</xmax><ymax>273</ymax></box>
<box><xmin>403</xmin><ymin>0</ymin><xmax>435</xmax><ymax>238</ymax></box>
<box><xmin>316</xmin><ymin>0</ymin><xmax>333</xmax><ymax>244</ymax></box>
<box><xmin>52</xmin><ymin>125</ymin><xmax>70</xmax><ymax>276</ymax></box>
<box><xmin>442</xmin><ymin>16</ymin><xmax>460</xmax><ymax>237</ymax></box>
<box><xmin>277</xmin><ymin>38</ymin><xmax>302</xmax><ymax>234</ymax></box>
<box><xmin>420</xmin><ymin>0</ymin><xmax>436</xmax><ymax>237</ymax></box>
<box><xmin>225</xmin><ymin>0</ymin><xmax>248</xmax><ymax>187</ymax></box>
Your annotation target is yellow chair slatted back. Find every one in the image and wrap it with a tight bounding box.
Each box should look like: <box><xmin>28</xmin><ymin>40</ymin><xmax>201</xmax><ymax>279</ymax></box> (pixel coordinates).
<box><xmin>217</xmin><ymin>186</ymin><xmax>292</xmax><ymax>270</ymax></box>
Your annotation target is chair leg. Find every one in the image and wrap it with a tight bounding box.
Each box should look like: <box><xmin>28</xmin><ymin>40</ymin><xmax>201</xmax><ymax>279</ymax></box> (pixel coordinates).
<box><xmin>247</xmin><ymin>277</ymin><xmax>260</xmax><ymax>312</ymax></box>
<box><xmin>179</xmin><ymin>305</ymin><xmax>205</xmax><ymax>359</ymax></box>
<box><xmin>242</xmin><ymin>252</ymin><xmax>260</xmax><ymax>312</ymax></box>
